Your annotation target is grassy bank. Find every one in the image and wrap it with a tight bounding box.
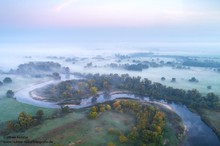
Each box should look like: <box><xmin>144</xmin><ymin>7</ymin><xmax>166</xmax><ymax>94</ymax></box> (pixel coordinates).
<box><xmin>198</xmin><ymin>108</ymin><xmax>220</xmax><ymax>139</ymax></box>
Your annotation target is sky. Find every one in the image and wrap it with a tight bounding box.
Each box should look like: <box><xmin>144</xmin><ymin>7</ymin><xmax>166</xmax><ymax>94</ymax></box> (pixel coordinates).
<box><xmin>0</xmin><ymin>0</ymin><xmax>220</xmax><ymax>44</ymax></box>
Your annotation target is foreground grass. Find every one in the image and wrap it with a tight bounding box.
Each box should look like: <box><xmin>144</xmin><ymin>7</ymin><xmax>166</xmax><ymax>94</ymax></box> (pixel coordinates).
<box><xmin>0</xmin><ymin>75</ymin><xmax>54</xmax><ymax>123</ymax></box>
<box><xmin>1</xmin><ymin>110</ymin><xmax>134</xmax><ymax>146</ymax></box>
<box><xmin>0</xmin><ymin>98</ymin><xmax>55</xmax><ymax>123</ymax></box>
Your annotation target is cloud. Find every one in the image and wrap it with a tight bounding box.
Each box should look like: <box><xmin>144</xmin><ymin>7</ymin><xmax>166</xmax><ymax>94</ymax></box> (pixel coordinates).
<box><xmin>54</xmin><ymin>0</ymin><xmax>79</xmax><ymax>12</ymax></box>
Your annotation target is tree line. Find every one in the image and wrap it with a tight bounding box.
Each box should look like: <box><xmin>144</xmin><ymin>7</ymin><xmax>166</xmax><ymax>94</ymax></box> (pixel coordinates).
<box><xmin>75</xmin><ymin>73</ymin><xmax>220</xmax><ymax>111</ymax></box>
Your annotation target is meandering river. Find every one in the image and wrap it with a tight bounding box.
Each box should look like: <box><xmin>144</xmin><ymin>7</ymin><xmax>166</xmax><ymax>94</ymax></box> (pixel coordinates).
<box><xmin>14</xmin><ymin>80</ymin><xmax>220</xmax><ymax>146</ymax></box>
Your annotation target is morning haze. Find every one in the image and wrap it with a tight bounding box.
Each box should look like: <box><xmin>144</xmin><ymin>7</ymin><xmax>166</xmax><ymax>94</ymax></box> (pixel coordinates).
<box><xmin>0</xmin><ymin>0</ymin><xmax>220</xmax><ymax>146</ymax></box>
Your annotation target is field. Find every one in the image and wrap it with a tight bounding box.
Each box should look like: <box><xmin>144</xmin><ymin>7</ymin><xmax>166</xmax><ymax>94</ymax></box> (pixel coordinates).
<box><xmin>0</xmin><ymin>98</ymin><xmax>54</xmax><ymax>123</ymax></box>
<box><xmin>0</xmin><ymin>75</ymin><xmax>55</xmax><ymax>123</ymax></box>
<box><xmin>1</xmin><ymin>110</ymin><xmax>134</xmax><ymax>146</ymax></box>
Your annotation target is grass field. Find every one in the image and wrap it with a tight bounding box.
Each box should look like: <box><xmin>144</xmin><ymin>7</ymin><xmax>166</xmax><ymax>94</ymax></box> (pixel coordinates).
<box><xmin>0</xmin><ymin>98</ymin><xmax>55</xmax><ymax>123</ymax></box>
<box><xmin>0</xmin><ymin>75</ymin><xmax>54</xmax><ymax>123</ymax></box>
<box><xmin>0</xmin><ymin>102</ymin><xmax>185</xmax><ymax>146</ymax></box>
<box><xmin>1</xmin><ymin>110</ymin><xmax>134</xmax><ymax>146</ymax></box>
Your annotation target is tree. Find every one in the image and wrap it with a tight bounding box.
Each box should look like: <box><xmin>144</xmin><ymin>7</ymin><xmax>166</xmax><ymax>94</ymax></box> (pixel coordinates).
<box><xmin>113</xmin><ymin>101</ymin><xmax>120</xmax><ymax>108</ymax></box>
<box><xmin>189</xmin><ymin>77</ymin><xmax>199</xmax><ymax>83</ymax></box>
<box><xmin>91</xmin><ymin>106</ymin><xmax>97</xmax><ymax>112</ymax></box>
<box><xmin>128</xmin><ymin>130</ymin><xmax>139</xmax><ymax>141</ymax></box>
<box><xmin>61</xmin><ymin>106</ymin><xmax>70</xmax><ymax>113</ymax></box>
<box><xmin>171</xmin><ymin>78</ymin><xmax>176</xmax><ymax>82</ymax></box>
<box><xmin>3</xmin><ymin>77</ymin><xmax>12</xmax><ymax>83</ymax></box>
<box><xmin>107</xmin><ymin>142</ymin><xmax>116</xmax><ymax>146</ymax></box>
<box><xmin>77</xmin><ymin>82</ymin><xmax>83</xmax><ymax>95</ymax></box>
<box><xmin>113</xmin><ymin>101</ymin><xmax>121</xmax><ymax>111</ymax></box>
<box><xmin>206</xmin><ymin>93</ymin><xmax>219</xmax><ymax>108</ymax></box>
<box><xmin>36</xmin><ymin>110</ymin><xmax>44</xmax><ymax>120</ymax></box>
<box><xmin>6</xmin><ymin>90</ymin><xmax>14</xmax><ymax>98</ymax></box>
<box><xmin>90</xmin><ymin>86</ymin><xmax>98</xmax><ymax>97</ymax></box>
<box><xmin>64</xmin><ymin>67</ymin><xmax>70</xmax><ymax>74</ymax></box>
<box><xmin>52</xmin><ymin>72</ymin><xmax>61</xmax><ymax>80</ymax></box>
<box><xmin>18</xmin><ymin>112</ymin><xmax>33</xmax><ymax>129</ymax></box>
<box><xmin>6</xmin><ymin>121</ymin><xmax>15</xmax><ymax>131</ymax></box>
<box><xmin>103</xmin><ymin>81</ymin><xmax>111</xmax><ymax>92</ymax></box>
<box><xmin>87</xmin><ymin>79</ymin><xmax>95</xmax><ymax>88</ymax></box>
<box><xmin>161</xmin><ymin>77</ymin><xmax>165</xmax><ymax>81</ymax></box>
<box><xmin>89</xmin><ymin>111</ymin><xmax>98</xmax><ymax>119</ymax></box>
<box><xmin>14</xmin><ymin>123</ymin><xmax>22</xmax><ymax>132</ymax></box>
<box><xmin>106</xmin><ymin>104</ymin><xmax>111</xmax><ymax>110</ymax></box>
<box><xmin>207</xmin><ymin>85</ymin><xmax>212</xmax><ymax>90</ymax></box>
<box><xmin>119</xmin><ymin>133</ymin><xmax>128</xmax><ymax>143</ymax></box>
<box><xmin>99</xmin><ymin>104</ymin><xmax>105</xmax><ymax>112</ymax></box>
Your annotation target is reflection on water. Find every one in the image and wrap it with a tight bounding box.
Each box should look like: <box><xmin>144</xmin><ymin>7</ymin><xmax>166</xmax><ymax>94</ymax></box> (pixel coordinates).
<box><xmin>170</xmin><ymin>104</ymin><xmax>220</xmax><ymax>146</ymax></box>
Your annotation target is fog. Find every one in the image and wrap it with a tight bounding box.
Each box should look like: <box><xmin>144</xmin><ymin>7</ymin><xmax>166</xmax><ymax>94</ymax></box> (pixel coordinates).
<box><xmin>1</xmin><ymin>42</ymin><xmax>220</xmax><ymax>96</ymax></box>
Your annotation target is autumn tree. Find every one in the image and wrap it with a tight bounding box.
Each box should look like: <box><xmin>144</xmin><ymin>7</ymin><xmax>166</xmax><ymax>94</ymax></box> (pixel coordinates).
<box><xmin>91</xmin><ymin>106</ymin><xmax>97</xmax><ymax>112</ymax></box>
<box><xmin>99</xmin><ymin>104</ymin><xmax>105</xmax><ymax>112</ymax></box>
<box><xmin>18</xmin><ymin>112</ymin><xmax>33</xmax><ymax>129</ymax></box>
<box><xmin>113</xmin><ymin>101</ymin><xmax>122</xmax><ymax>111</ymax></box>
<box><xmin>106</xmin><ymin>104</ymin><xmax>111</xmax><ymax>110</ymax></box>
<box><xmin>119</xmin><ymin>133</ymin><xmax>128</xmax><ymax>143</ymax></box>
<box><xmin>89</xmin><ymin>111</ymin><xmax>98</xmax><ymax>119</ymax></box>
<box><xmin>107</xmin><ymin>142</ymin><xmax>116</xmax><ymax>146</ymax></box>
<box><xmin>90</xmin><ymin>86</ymin><xmax>98</xmax><ymax>97</ymax></box>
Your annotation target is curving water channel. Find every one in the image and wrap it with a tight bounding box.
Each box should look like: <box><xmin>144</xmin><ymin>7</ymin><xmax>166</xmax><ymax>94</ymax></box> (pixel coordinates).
<box><xmin>14</xmin><ymin>80</ymin><xmax>220</xmax><ymax>146</ymax></box>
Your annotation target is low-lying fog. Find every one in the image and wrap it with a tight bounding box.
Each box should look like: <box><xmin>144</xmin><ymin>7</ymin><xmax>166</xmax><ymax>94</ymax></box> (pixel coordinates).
<box><xmin>1</xmin><ymin>42</ymin><xmax>220</xmax><ymax>96</ymax></box>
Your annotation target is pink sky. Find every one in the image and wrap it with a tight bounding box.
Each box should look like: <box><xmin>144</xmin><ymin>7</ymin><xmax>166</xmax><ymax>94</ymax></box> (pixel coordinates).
<box><xmin>0</xmin><ymin>0</ymin><xmax>219</xmax><ymax>28</ymax></box>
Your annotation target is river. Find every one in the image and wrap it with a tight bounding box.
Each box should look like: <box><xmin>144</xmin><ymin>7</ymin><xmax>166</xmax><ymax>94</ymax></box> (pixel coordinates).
<box><xmin>14</xmin><ymin>80</ymin><xmax>220</xmax><ymax>146</ymax></box>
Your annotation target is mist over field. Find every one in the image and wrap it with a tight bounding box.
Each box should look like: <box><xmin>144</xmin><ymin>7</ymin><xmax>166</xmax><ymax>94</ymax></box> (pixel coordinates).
<box><xmin>1</xmin><ymin>41</ymin><xmax>220</xmax><ymax>97</ymax></box>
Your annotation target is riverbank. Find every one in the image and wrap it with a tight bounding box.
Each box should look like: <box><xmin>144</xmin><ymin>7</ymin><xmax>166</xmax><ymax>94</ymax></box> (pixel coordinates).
<box><xmin>14</xmin><ymin>78</ymin><xmax>220</xmax><ymax>145</ymax></box>
<box><xmin>185</xmin><ymin>106</ymin><xmax>220</xmax><ymax>140</ymax></box>
<box><xmin>197</xmin><ymin>108</ymin><xmax>220</xmax><ymax>139</ymax></box>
